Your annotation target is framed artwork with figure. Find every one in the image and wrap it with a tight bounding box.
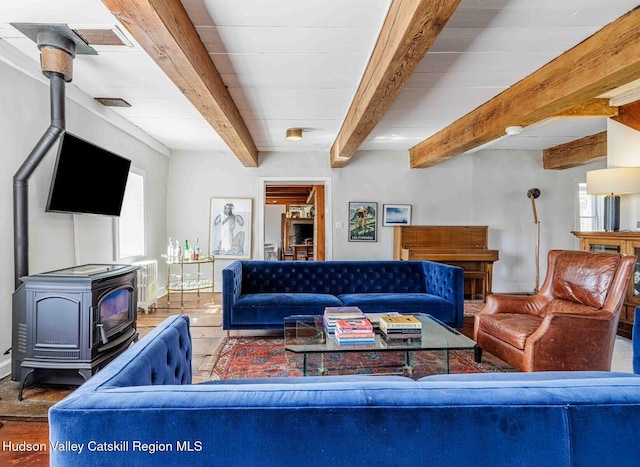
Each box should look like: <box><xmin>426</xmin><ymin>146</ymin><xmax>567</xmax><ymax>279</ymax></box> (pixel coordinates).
<box><xmin>348</xmin><ymin>202</ymin><xmax>377</xmax><ymax>242</ymax></box>
<box><xmin>209</xmin><ymin>197</ymin><xmax>252</xmax><ymax>259</ymax></box>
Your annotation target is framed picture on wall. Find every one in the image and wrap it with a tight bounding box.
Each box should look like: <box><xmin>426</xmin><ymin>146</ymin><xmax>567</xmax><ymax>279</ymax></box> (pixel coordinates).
<box><xmin>383</xmin><ymin>204</ymin><xmax>412</xmax><ymax>226</ymax></box>
<box><xmin>209</xmin><ymin>197</ymin><xmax>252</xmax><ymax>259</ymax></box>
<box><xmin>348</xmin><ymin>202</ymin><xmax>377</xmax><ymax>242</ymax></box>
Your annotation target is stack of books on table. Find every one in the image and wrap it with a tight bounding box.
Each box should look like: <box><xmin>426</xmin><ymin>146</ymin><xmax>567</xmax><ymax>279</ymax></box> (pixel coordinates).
<box><xmin>363</xmin><ymin>311</ymin><xmax>400</xmax><ymax>329</ymax></box>
<box><xmin>379</xmin><ymin>314</ymin><xmax>422</xmax><ymax>341</ymax></box>
<box><xmin>334</xmin><ymin>318</ymin><xmax>375</xmax><ymax>345</ymax></box>
<box><xmin>323</xmin><ymin>306</ymin><xmax>365</xmax><ymax>333</ymax></box>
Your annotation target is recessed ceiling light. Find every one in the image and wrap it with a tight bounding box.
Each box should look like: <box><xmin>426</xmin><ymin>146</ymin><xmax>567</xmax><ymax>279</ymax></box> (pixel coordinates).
<box><xmin>286</xmin><ymin>128</ymin><xmax>303</xmax><ymax>140</ymax></box>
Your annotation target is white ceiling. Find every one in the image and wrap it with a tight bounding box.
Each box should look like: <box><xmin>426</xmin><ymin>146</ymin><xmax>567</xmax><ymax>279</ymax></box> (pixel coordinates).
<box><xmin>0</xmin><ymin>0</ymin><xmax>638</xmax><ymax>159</ymax></box>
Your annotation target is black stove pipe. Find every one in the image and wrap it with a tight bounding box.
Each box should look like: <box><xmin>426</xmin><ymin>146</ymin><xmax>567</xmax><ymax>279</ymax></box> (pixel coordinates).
<box><xmin>13</xmin><ymin>72</ymin><xmax>65</xmax><ymax>289</ymax></box>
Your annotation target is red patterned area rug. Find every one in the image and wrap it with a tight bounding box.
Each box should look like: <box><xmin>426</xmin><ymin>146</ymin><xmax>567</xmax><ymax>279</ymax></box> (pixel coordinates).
<box><xmin>209</xmin><ymin>336</ymin><xmax>514</xmax><ymax>381</ymax></box>
<box><xmin>464</xmin><ymin>299</ymin><xmax>485</xmax><ymax>317</ymax></box>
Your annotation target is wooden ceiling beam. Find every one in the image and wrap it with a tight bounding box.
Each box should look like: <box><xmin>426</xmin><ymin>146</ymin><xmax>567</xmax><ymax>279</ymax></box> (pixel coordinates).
<box><xmin>543</xmin><ymin>131</ymin><xmax>607</xmax><ymax>170</ymax></box>
<box><xmin>542</xmin><ymin>100</ymin><xmax>640</xmax><ymax>169</ymax></box>
<box><xmin>330</xmin><ymin>0</ymin><xmax>461</xmax><ymax>168</ymax></box>
<box><xmin>265</xmin><ymin>197</ymin><xmax>309</xmax><ymax>206</ymax></box>
<box><xmin>101</xmin><ymin>0</ymin><xmax>259</xmax><ymax>167</ymax></box>
<box><xmin>612</xmin><ymin>100</ymin><xmax>640</xmax><ymax>132</ymax></box>
<box><xmin>306</xmin><ymin>186</ymin><xmax>317</xmax><ymax>205</ymax></box>
<box><xmin>265</xmin><ymin>185</ymin><xmax>314</xmax><ymax>205</ymax></box>
<box><xmin>553</xmin><ymin>99</ymin><xmax>618</xmax><ymax>118</ymax></box>
<box><xmin>410</xmin><ymin>7</ymin><xmax>640</xmax><ymax>168</ymax></box>
<box><xmin>266</xmin><ymin>185</ymin><xmax>313</xmax><ymax>193</ymax></box>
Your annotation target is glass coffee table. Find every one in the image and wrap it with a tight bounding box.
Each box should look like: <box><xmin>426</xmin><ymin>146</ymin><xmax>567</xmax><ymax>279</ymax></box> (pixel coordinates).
<box><xmin>284</xmin><ymin>313</ymin><xmax>477</xmax><ymax>376</ymax></box>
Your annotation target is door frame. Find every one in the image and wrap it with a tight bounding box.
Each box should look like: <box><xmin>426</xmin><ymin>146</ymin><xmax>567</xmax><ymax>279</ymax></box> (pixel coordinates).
<box><xmin>258</xmin><ymin>176</ymin><xmax>332</xmax><ymax>260</ymax></box>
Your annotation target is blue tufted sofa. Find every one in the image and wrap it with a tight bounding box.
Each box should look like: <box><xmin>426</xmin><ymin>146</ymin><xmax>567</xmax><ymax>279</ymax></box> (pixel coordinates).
<box><xmin>49</xmin><ymin>314</ymin><xmax>640</xmax><ymax>466</ymax></box>
<box><xmin>222</xmin><ymin>260</ymin><xmax>464</xmax><ymax>330</ymax></box>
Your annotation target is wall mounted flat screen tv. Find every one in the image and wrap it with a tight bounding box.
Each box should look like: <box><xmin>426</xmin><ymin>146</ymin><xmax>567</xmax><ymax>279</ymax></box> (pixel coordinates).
<box><xmin>46</xmin><ymin>132</ymin><xmax>131</xmax><ymax>216</ymax></box>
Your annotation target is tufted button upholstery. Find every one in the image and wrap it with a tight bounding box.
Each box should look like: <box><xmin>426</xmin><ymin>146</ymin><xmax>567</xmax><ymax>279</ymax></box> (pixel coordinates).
<box><xmin>98</xmin><ymin>315</ymin><xmax>192</xmax><ymax>389</ymax></box>
<box><xmin>242</xmin><ymin>261</ymin><xmax>430</xmax><ymax>294</ymax></box>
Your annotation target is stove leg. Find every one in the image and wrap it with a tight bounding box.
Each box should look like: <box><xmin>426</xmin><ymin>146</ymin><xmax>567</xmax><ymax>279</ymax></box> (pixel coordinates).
<box><xmin>18</xmin><ymin>368</ymin><xmax>35</xmax><ymax>401</ymax></box>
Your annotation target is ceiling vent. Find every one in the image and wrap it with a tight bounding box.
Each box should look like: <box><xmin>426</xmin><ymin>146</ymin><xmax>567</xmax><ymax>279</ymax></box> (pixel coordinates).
<box><xmin>95</xmin><ymin>97</ymin><xmax>131</xmax><ymax>108</ymax></box>
<box><xmin>72</xmin><ymin>26</ymin><xmax>132</xmax><ymax>47</ymax></box>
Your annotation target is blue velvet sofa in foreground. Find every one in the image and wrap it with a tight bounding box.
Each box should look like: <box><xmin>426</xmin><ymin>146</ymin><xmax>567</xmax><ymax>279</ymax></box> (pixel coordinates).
<box><xmin>222</xmin><ymin>260</ymin><xmax>464</xmax><ymax>330</ymax></box>
<box><xmin>49</xmin><ymin>314</ymin><xmax>640</xmax><ymax>466</ymax></box>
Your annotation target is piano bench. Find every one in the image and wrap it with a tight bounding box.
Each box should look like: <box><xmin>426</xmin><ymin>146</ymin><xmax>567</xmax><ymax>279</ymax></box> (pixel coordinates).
<box><xmin>464</xmin><ymin>270</ymin><xmax>488</xmax><ymax>302</ymax></box>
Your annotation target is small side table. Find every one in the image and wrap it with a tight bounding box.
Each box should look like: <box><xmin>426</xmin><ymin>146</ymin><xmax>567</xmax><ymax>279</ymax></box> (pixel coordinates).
<box><xmin>165</xmin><ymin>256</ymin><xmax>215</xmax><ymax>308</ymax></box>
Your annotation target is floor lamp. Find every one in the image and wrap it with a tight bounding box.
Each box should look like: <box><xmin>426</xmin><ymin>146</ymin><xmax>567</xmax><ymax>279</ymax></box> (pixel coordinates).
<box><xmin>527</xmin><ymin>188</ymin><xmax>541</xmax><ymax>293</ymax></box>
<box><xmin>586</xmin><ymin>167</ymin><xmax>640</xmax><ymax>232</ymax></box>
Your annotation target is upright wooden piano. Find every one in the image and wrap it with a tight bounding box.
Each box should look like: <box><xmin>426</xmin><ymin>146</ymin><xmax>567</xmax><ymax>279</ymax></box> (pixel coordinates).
<box><xmin>393</xmin><ymin>226</ymin><xmax>499</xmax><ymax>300</ymax></box>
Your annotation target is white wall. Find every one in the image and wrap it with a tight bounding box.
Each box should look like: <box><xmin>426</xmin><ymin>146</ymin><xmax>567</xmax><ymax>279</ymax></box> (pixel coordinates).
<box><xmin>169</xmin><ymin>148</ymin><xmax>602</xmax><ymax>294</ymax></box>
<box><xmin>0</xmin><ymin>56</ymin><xmax>169</xmax><ymax>375</ymax></box>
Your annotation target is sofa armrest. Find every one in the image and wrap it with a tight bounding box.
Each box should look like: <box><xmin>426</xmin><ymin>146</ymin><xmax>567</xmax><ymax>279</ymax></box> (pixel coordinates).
<box><xmin>634</xmin><ymin>307</ymin><xmax>640</xmax><ymax>374</ymax></box>
<box><xmin>59</xmin><ymin>315</ymin><xmax>192</xmax><ymax>400</ymax></box>
<box><xmin>222</xmin><ymin>261</ymin><xmax>244</xmax><ymax>329</ymax></box>
<box><xmin>526</xmin><ymin>312</ymin><xmax>618</xmax><ymax>371</ymax></box>
<box><xmin>479</xmin><ymin>293</ymin><xmax>549</xmax><ymax>316</ymax></box>
<box><xmin>421</xmin><ymin>261</ymin><xmax>464</xmax><ymax>328</ymax></box>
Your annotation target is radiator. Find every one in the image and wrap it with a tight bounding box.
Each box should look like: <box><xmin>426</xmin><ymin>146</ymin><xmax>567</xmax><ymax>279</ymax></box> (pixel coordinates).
<box><xmin>132</xmin><ymin>260</ymin><xmax>158</xmax><ymax>313</ymax></box>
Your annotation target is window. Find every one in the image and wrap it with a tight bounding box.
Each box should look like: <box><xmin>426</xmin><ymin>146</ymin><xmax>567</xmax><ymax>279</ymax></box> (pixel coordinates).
<box><xmin>577</xmin><ymin>182</ymin><xmax>603</xmax><ymax>231</ymax></box>
<box><xmin>115</xmin><ymin>168</ymin><xmax>145</xmax><ymax>259</ymax></box>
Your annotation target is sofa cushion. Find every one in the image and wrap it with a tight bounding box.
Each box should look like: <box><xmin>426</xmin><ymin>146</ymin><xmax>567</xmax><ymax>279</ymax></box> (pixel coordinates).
<box><xmin>540</xmin><ymin>298</ymin><xmax>598</xmax><ymax>316</ymax></box>
<box><xmin>231</xmin><ymin>293</ymin><xmax>343</xmax><ymax>326</ymax></box>
<box><xmin>552</xmin><ymin>250</ymin><xmax>620</xmax><ymax>308</ymax></box>
<box><xmin>475</xmin><ymin>312</ymin><xmax>542</xmax><ymax>350</ymax></box>
<box><xmin>339</xmin><ymin>293</ymin><xmax>455</xmax><ymax>322</ymax></box>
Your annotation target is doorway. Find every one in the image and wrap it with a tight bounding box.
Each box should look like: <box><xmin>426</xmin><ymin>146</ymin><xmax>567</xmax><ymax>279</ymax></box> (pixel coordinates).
<box><xmin>259</xmin><ymin>177</ymin><xmax>331</xmax><ymax>261</ymax></box>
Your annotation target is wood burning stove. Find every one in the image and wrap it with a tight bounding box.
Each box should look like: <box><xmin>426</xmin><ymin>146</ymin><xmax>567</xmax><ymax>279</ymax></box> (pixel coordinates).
<box><xmin>12</xmin><ymin>263</ymin><xmax>138</xmax><ymax>400</ymax></box>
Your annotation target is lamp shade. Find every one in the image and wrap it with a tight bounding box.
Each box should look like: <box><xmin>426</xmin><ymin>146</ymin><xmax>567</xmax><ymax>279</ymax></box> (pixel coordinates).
<box><xmin>586</xmin><ymin>167</ymin><xmax>640</xmax><ymax>195</ymax></box>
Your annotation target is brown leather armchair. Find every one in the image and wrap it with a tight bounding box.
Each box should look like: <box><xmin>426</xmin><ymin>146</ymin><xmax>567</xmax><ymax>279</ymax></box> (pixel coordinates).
<box><xmin>474</xmin><ymin>249</ymin><xmax>636</xmax><ymax>372</ymax></box>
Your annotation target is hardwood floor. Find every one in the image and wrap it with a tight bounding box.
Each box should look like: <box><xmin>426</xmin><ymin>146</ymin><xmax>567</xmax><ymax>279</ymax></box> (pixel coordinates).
<box><xmin>0</xmin><ymin>420</ymin><xmax>49</xmax><ymax>466</ymax></box>
<box><xmin>0</xmin><ymin>292</ymin><xmax>223</xmax><ymax>466</ymax></box>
